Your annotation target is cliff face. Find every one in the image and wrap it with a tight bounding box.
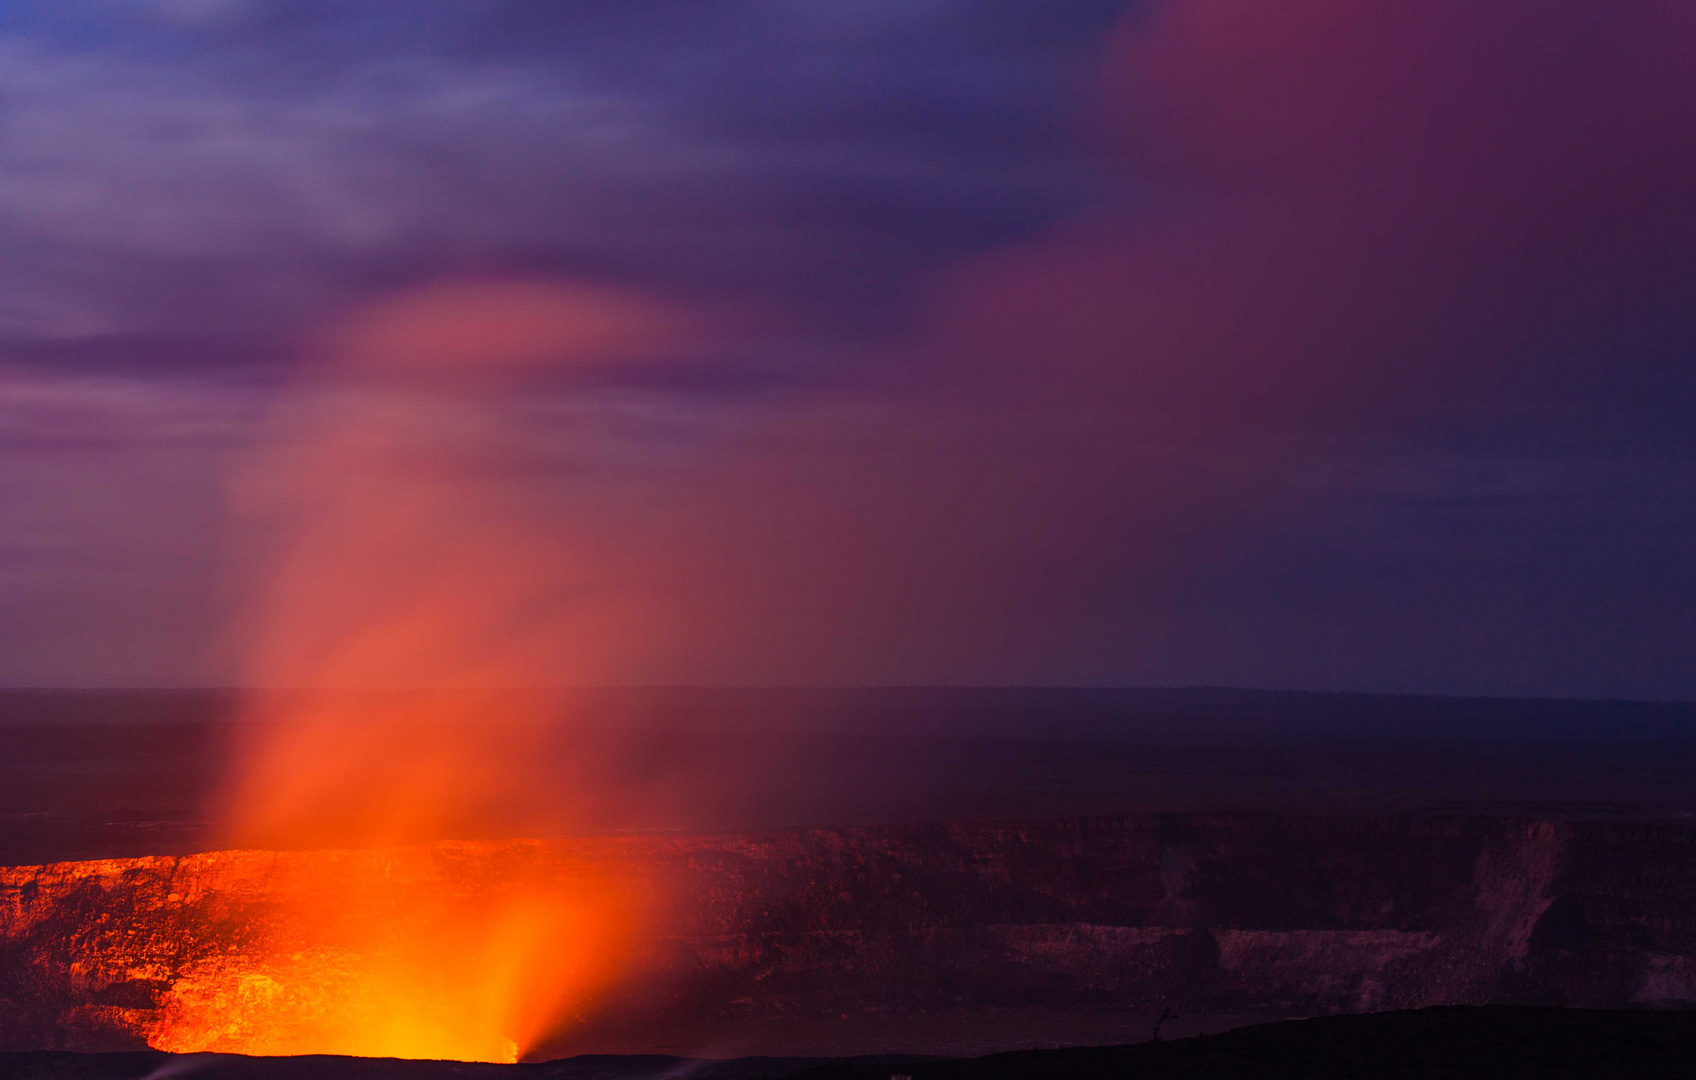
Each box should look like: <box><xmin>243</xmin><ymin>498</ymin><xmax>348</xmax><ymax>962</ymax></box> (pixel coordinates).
<box><xmin>1</xmin><ymin>815</ymin><xmax>1693</xmax><ymax>1056</ymax></box>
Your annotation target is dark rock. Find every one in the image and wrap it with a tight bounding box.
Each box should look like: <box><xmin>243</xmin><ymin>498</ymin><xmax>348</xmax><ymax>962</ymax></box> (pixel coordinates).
<box><xmin>1</xmin><ymin>815</ymin><xmax>1693</xmax><ymax>1057</ymax></box>
<box><xmin>2</xmin><ymin>1007</ymin><xmax>1696</xmax><ymax>1078</ymax></box>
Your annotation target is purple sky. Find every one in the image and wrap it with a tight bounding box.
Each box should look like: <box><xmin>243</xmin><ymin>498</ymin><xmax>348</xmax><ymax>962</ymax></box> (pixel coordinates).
<box><xmin>1</xmin><ymin>0</ymin><xmax>1694</xmax><ymax>697</ymax></box>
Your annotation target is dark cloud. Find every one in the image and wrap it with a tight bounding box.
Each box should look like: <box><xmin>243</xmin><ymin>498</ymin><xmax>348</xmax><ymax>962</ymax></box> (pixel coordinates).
<box><xmin>0</xmin><ymin>1</ymin><xmax>1693</xmax><ymax>695</ymax></box>
<box><xmin>0</xmin><ymin>0</ymin><xmax>1121</xmax><ymax>373</ymax></box>
<box><xmin>505</xmin><ymin>0</ymin><xmax>1696</xmax><ymax>690</ymax></box>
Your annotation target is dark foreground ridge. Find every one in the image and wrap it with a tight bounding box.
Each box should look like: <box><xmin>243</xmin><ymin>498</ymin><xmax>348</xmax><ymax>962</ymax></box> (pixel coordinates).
<box><xmin>3</xmin><ymin>1007</ymin><xmax>1694</xmax><ymax>1079</ymax></box>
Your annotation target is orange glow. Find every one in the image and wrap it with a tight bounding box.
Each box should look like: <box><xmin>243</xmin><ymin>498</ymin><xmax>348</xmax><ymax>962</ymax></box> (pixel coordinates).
<box><xmin>331</xmin><ymin>279</ymin><xmax>694</xmax><ymax>372</ymax></box>
<box><xmin>145</xmin><ymin>853</ymin><xmax>640</xmax><ymax>1063</ymax></box>
<box><xmin>171</xmin><ymin>278</ymin><xmax>694</xmax><ymax>1060</ymax></box>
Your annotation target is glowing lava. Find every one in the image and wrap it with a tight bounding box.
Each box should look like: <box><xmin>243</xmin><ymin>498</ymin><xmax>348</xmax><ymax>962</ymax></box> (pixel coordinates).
<box><xmin>142</xmin><ymin>850</ymin><xmax>638</xmax><ymax>1063</ymax></box>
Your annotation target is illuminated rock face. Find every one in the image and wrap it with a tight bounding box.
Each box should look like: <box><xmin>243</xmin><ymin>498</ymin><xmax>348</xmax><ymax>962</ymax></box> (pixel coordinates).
<box><xmin>1</xmin><ymin>816</ymin><xmax>1693</xmax><ymax>1059</ymax></box>
<box><xmin>0</xmin><ymin>841</ymin><xmax>660</xmax><ymax>1061</ymax></box>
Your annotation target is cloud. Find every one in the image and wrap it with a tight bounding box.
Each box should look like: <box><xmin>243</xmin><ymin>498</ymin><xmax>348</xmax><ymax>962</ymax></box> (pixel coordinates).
<box><xmin>934</xmin><ymin>0</ymin><xmax>1696</xmax><ymax>423</ymax></box>
<box><xmin>3</xmin><ymin>1</ymin><xmax>1694</xmax><ymax>692</ymax></box>
<box><xmin>0</xmin><ymin>2</ymin><xmax>1114</xmax><ymax>368</ymax></box>
<box><xmin>327</xmin><ymin>279</ymin><xmax>719</xmax><ymax>373</ymax></box>
<box><xmin>0</xmin><ymin>367</ymin><xmax>255</xmax><ymax>685</ymax></box>
<box><xmin>516</xmin><ymin>0</ymin><xmax>1696</xmax><ymax>684</ymax></box>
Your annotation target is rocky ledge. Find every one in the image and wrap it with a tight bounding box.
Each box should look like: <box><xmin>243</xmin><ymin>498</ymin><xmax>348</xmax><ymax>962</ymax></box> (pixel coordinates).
<box><xmin>1</xmin><ymin>815</ymin><xmax>1692</xmax><ymax>1057</ymax></box>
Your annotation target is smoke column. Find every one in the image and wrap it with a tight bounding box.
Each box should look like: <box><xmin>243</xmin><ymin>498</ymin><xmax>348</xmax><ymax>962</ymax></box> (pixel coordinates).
<box><xmin>182</xmin><ymin>280</ymin><xmax>711</xmax><ymax>1061</ymax></box>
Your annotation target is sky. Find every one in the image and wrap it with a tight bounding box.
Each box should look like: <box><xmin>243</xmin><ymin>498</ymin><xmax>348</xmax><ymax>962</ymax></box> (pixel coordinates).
<box><xmin>0</xmin><ymin>0</ymin><xmax>1693</xmax><ymax>697</ymax></box>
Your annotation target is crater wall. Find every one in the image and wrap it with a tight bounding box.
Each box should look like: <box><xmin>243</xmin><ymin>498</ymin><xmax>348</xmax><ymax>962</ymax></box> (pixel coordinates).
<box><xmin>2</xmin><ymin>814</ymin><xmax>1692</xmax><ymax>1055</ymax></box>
